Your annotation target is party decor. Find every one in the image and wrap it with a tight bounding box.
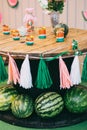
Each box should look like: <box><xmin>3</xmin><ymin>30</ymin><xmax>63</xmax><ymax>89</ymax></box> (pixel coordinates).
<box><xmin>7</xmin><ymin>0</ymin><xmax>19</xmax><ymax>8</ymax></box>
<box><xmin>11</xmin><ymin>29</ymin><xmax>20</xmax><ymax>40</ymax></box>
<box><xmin>38</xmin><ymin>0</ymin><xmax>66</xmax><ymax>28</ymax></box>
<box><xmin>7</xmin><ymin>54</ymin><xmax>20</xmax><ymax>85</ymax></box>
<box><xmin>38</xmin><ymin>0</ymin><xmax>65</xmax><ymax>13</ymax></box>
<box><xmin>2</xmin><ymin>25</ymin><xmax>10</xmax><ymax>35</ymax></box>
<box><xmin>56</xmin><ymin>27</ymin><xmax>64</xmax><ymax>42</ymax></box>
<box><xmin>82</xmin><ymin>10</ymin><xmax>87</xmax><ymax>21</ymax></box>
<box><xmin>59</xmin><ymin>56</ymin><xmax>72</xmax><ymax>89</ymax></box>
<box><xmin>70</xmin><ymin>55</ymin><xmax>81</xmax><ymax>85</ymax></box>
<box><xmin>26</xmin><ymin>35</ymin><xmax>34</xmax><ymax>45</ymax></box>
<box><xmin>38</xmin><ymin>27</ymin><xmax>46</xmax><ymax>39</ymax></box>
<box><xmin>35</xmin><ymin>57</ymin><xmax>53</xmax><ymax>89</ymax></box>
<box><xmin>20</xmin><ymin>55</ymin><xmax>33</xmax><ymax>89</ymax></box>
<box><xmin>0</xmin><ymin>56</ymin><xmax>8</xmax><ymax>82</ymax></box>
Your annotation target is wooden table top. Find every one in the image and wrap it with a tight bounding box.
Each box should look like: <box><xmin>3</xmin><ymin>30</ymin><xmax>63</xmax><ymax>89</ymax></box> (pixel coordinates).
<box><xmin>0</xmin><ymin>28</ymin><xmax>87</xmax><ymax>59</ymax></box>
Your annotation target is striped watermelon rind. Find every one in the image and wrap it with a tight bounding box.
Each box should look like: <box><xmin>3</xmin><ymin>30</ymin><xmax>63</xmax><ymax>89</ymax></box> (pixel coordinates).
<box><xmin>7</xmin><ymin>0</ymin><xmax>19</xmax><ymax>8</ymax></box>
<box><xmin>0</xmin><ymin>85</ymin><xmax>18</xmax><ymax>111</ymax></box>
<box><xmin>64</xmin><ymin>85</ymin><xmax>87</xmax><ymax>113</ymax></box>
<box><xmin>11</xmin><ymin>94</ymin><xmax>34</xmax><ymax>118</ymax></box>
<box><xmin>82</xmin><ymin>11</ymin><xmax>87</xmax><ymax>21</ymax></box>
<box><xmin>35</xmin><ymin>92</ymin><xmax>64</xmax><ymax>118</ymax></box>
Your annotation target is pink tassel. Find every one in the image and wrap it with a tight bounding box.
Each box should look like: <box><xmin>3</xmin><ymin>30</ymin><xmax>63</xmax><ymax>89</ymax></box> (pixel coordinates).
<box><xmin>59</xmin><ymin>56</ymin><xmax>72</xmax><ymax>89</ymax></box>
<box><xmin>7</xmin><ymin>54</ymin><xmax>20</xmax><ymax>85</ymax></box>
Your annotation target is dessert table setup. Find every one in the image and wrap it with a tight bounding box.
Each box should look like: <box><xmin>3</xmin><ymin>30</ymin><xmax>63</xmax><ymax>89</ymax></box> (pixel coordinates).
<box><xmin>0</xmin><ymin>25</ymin><xmax>87</xmax><ymax>128</ymax></box>
<box><xmin>0</xmin><ymin>0</ymin><xmax>87</xmax><ymax>129</ymax></box>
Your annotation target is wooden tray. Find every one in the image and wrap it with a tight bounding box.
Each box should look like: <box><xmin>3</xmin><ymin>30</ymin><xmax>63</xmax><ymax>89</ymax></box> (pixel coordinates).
<box><xmin>0</xmin><ymin>109</ymin><xmax>87</xmax><ymax>128</ymax></box>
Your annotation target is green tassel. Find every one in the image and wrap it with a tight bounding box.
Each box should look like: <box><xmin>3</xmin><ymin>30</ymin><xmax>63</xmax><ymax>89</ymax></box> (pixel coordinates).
<box><xmin>81</xmin><ymin>55</ymin><xmax>87</xmax><ymax>82</ymax></box>
<box><xmin>0</xmin><ymin>56</ymin><xmax>8</xmax><ymax>82</ymax></box>
<box><xmin>35</xmin><ymin>58</ymin><xmax>53</xmax><ymax>89</ymax></box>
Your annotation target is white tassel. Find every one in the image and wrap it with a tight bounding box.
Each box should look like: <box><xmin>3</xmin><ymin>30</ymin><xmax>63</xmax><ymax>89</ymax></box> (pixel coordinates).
<box><xmin>70</xmin><ymin>55</ymin><xmax>81</xmax><ymax>85</ymax></box>
<box><xmin>20</xmin><ymin>55</ymin><xmax>33</xmax><ymax>89</ymax></box>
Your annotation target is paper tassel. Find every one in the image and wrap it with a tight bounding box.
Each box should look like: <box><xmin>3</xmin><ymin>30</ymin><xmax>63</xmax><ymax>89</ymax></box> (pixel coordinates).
<box><xmin>20</xmin><ymin>55</ymin><xmax>33</xmax><ymax>89</ymax></box>
<box><xmin>0</xmin><ymin>56</ymin><xmax>8</xmax><ymax>82</ymax></box>
<box><xmin>7</xmin><ymin>54</ymin><xmax>20</xmax><ymax>84</ymax></box>
<box><xmin>81</xmin><ymin>55</ymin><xmax>87</xmax><ymax>82</ymax></box>
<box><xmin>35</xmin><ymin>58</ymin><xmax>53</xmax><ymax>89</ymax></box>
<box><xmin>59</xmin><ymin>56</ymin><xmax>72</xmax><ymax>89</ymax></box>
<box><xmin>70</xmin><ymin>55</ymin><xmax>81</xmax><ymax>85</ymax></box>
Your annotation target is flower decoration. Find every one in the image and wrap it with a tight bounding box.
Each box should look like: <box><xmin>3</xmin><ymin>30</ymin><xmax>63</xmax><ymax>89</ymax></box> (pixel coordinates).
<box><xmin>38</xmin><ymin>0</ymin><xmax>66</xmax><ymax>13</ymax></box>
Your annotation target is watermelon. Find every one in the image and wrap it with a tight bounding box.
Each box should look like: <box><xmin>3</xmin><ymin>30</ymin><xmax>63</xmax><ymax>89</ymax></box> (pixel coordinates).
<box><xmin>7</xmin><ymin>0</ymin><xmax>19</xmax><ymax>8</ymax></box>
<box><xmin>35</xmin><ymin>92</ymin><xmax>64</xmax><ymax>118</ymax></box>
<box><xmin>82</xmin><ymin>11</ymin><xmax>87</xmax><ymax>21</ymax></box>
<box><xmin>54</xmin><ymin>23</ymin><xmax>69</xmax><ymax>37</ymax></box>
<box><xmin>64</xmin><ymin>85</ymin><xmax>87</xmax><ymax>113</ymax></box>
<box><xmin>11</xmin><ymin>94</ymin><xmax>34</xmax><ymax>118</ymax></box>
<box><xmin>0</xmin><ymin>84</ymin><xmax>18</xmax><ymax>111</ymax></box>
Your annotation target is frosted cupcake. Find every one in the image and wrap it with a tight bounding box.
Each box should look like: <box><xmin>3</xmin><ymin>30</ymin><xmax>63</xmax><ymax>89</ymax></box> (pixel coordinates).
<box><xmin>38</xmin><ymin>27</ymin><xmax>46</xmax><ymax>39</ymax></box>
<box><xmin>3</xmin><ymin>25</ymin><xmax>10</xmax><ymax>35</ymax></box>
<box><xmin>56</xmin><ymin>28</ymin><xmax>64</xmax><ymax>42</ymax></box>
<box><xmin>11</xmin><ymin>29</ymin><xmax>20</xmax><ymax>40</ymax></box>
<box><xmin>26</xmin><ymin>35</ymin><xmax>34</xmax><ymax>45</ymax></box>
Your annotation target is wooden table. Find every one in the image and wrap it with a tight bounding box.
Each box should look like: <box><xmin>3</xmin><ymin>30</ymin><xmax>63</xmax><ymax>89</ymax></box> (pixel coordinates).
<box><xmin>0</xmin><ymin>28</ymin><xmax>87</xmax><ymax>59</ymax></box>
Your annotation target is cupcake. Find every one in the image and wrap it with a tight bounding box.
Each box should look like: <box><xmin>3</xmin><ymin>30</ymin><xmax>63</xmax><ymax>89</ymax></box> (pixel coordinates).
<box><xmin>11</xmin><ymin>29</ymin><xmax>20</xmax><ymax>40</ymax></box>
<box><xmin>38</xmin><ymin>27</ymin><xmax>46</xmax><ymax>39</ymax></box>
<box><xmin>3</xmin><ymin>25</ymin><xmax>10</xmax><ymax>35</ymax></box>
<box><xmin>56</xmin><ymin>28</ymin><xmax>64</xmax><ymax>42</ymax></box>
<box><xmin>26</xmin><ymin>35</ymin><xmax>34</xmax><ymax>45</ymax></box>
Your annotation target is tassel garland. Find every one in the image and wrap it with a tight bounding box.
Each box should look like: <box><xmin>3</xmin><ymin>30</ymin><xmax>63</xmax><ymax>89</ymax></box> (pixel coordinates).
<box><xmin>59</xmin><ymin>56</ymin><xmax>72</xmax><ymax>89</ymax></box>
<box><xmin>20</xmin><ymin>55</ymin><xmax>33</xmax><ymax>89</ymax></box>
<box><xmin>0</xmin><ymin>50</ymin><xmax>83</xmax><ymax>91</ymax></box>
<box><xmin>0</xmin><ymin>56</ymin><xmax>8</xmax><ymax>82</ymax></box>
<box><xmin>35</xmin><ymin>58</ymin><xmax>53</xmax><ymax>89</ymax></box>
<box><xmin>70</xmin><ymin>55</ymin><xmax>81</xmax><ymax>85</ymax></box>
